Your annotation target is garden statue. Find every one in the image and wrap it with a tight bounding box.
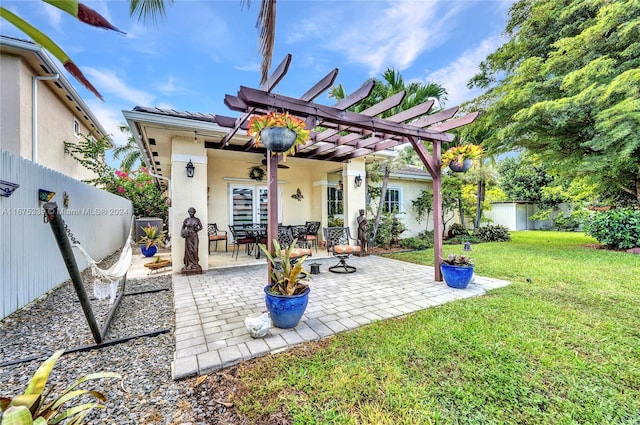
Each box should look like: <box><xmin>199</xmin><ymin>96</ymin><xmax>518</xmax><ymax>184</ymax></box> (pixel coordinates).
<box><xmin>181</xmin><ymin>207</ymin><xmax>203</xmax><ymax>274</ymax></box>
<box><xmin>356</xmin><ymin>209</ymin><xmax>368</xmax><ymax>256</ymax></box>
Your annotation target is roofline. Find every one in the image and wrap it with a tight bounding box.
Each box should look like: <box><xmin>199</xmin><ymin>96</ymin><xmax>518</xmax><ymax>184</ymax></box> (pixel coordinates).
<box><xmin>0</xmin><ymin>36</ymin><xmax>110</xmax><ymax>144</ymax></box>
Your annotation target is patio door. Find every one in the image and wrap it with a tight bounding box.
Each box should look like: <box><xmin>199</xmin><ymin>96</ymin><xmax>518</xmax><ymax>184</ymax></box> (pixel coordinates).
<box><xmin>229</xmin><ymin>184</ymin><xmax>281</xmax><ymax>225</ymax></box>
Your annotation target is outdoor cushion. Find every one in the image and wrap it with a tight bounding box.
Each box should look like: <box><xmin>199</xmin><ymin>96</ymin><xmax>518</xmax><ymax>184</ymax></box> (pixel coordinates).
<box><xmin>209</xmin><ymin>234</ymin><xmax>227</xmax><ymax>241</ymax></box>
<box><xmin>290</xmin><ymin>247</ymin><xmax>312</xmax><ymax>259</ymax></box>
<box><xmin>332</xmin><ymin>245</ymin><xmax>361</xmax><ymax>255</ymax></box>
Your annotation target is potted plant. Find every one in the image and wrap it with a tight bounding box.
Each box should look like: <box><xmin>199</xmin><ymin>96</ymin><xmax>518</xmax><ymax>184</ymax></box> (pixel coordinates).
<box><xmin>247</xmin><ymin>111</ymin><xmax>311</xmax><ymax>158</ymax></box>
<box><xmin>258</xmin><ymin>239</ymin><xmax>311</xmax><ymax>328</ymax></box>
<box><xmin>139</xmin><ymin>223</ymin><xmax>166</xmax><ymax>257</ymax></box>
<box><xmin>440</xmin><ymin>253</ymin><xmax>475</xmax><ymax>289</ymax></box>
<box><xmin>441</xmin><ymin>144</ymin><xmax>483</xmax><ymax>172</ymax></box>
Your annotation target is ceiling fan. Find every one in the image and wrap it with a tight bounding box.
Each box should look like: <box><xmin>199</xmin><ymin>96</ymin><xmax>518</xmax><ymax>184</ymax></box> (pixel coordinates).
<box><xmin>248</xmin><ymin>155</ymin><xmax>290</xmax><ymax>169</ymax></box>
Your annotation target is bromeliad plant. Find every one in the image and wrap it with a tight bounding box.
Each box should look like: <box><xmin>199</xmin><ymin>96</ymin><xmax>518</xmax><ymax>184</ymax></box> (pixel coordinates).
<box><xmin>139</xmin><ymin>224</ymin><xmax>166</xmax><ymax>249</ymax></box>
<box><xmin>247</xmin><ymin>112</ymin><xmax>311</xmax><ymax>158</ymax></box>
<box><xmin>259</xmin><ymin>240</ymin><xmax>310</xmax><ymax>296</ymax></box>
<box><xmin>0</xmin><ymin>350</ymin><xmax>121</xmax><ymax>424</ymax></box>
<box><xmin>441</xmin><ymin>253</ymin><xmax>474</xmax><ymax>267</ymax></box>
<box><xmin>441</xmin><ymin>144</ymin><xmax>484</xmax><ymax>169</ymax></box>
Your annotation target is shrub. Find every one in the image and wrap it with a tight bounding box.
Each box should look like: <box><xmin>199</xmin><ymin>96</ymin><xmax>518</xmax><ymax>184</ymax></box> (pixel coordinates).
<box><xmin>475</xmin><ymin>225</ymin><xmax>512</xmax><ymax>242</ymax></box>
<box><xmin>417</xmin><ymin>230</ymin><xmax>435</xmax><ymax>241</ymax></box>
<box><xmin>327</xmin><ymin>216</ymin><xmax>344</xmax><ymax>227</ymax></box>
<box><xmin>552</xmin><ymin>209</ymin><xmax>590</xmax><ymax>231</ymax></box>
<box><xmin>444</xmin><ymin>235</ymin><xmax>481</xmax><ymax>245</ymax></box>
<box><xmin>583</xmin><ymin>208</ymin><xmax>640</xmax><ymax>249</ymax></box>
<box><xmin>399</xmin><ymin>237</ymin><xmax>433</xmax><ymax>250</ymax></box>
<box><xmin>447</xmin><ymin>223</ymin><xmax>469</xmax><ymax>239</ymax></box>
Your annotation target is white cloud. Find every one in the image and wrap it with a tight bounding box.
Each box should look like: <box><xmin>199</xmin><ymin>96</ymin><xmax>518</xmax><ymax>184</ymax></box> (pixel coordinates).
<box><xmin>86</xmin><ymin>101</ymin><xmax>128</xmax><ymax>146</ymax></box>
<box><xmin>425</xmin><ymin>35</ymin><xmax>505</xmax><ymax>107</ymax></box>
<box><xmin>41</xmin><ymin>2</ymin><xmax>63</xmax><ymax>33</ymax></box>
<box><xmin>83</xmin><ymin>67</ymin><xmax>154</xmax><ymax>105</ymax></box>
<box><xmin>156</xmin><ymin>76</ymin><xmax>182</xmax><ymax>95</ymax></box>
<box><xmin>323</xmin><ymin>0</ymin><xmax>452</xmax><ymax>74</ymax></box>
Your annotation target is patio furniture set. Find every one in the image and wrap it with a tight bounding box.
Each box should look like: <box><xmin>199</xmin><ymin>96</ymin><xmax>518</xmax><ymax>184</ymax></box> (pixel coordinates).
<box><xmin>208</xmin><ymin>221</ymin><xmax>361</xmax><ymax>273</ymax></box>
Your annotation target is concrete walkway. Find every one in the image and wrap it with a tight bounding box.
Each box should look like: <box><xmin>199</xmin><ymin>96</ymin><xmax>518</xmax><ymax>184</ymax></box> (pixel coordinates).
<box><xmin>171</xmin><ymin>255</ymin><xmax>510</xmax><ymax>380</ymax></box>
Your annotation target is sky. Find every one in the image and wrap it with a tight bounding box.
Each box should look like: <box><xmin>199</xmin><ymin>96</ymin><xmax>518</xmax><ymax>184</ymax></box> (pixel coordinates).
<box><xmin>1</xmin><ymin>0</ymin><xmax>514</xmax><ymax>147</ymax></box>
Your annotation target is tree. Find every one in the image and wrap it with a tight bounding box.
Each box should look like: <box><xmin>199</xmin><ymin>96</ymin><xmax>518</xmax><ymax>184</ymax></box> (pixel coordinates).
<box><xmin>498</xmin><ymin>155</ymin><xmax>554</xmax><ymax>205</ymax></box>
<box><xmin>412</xmin><ymin>189</ymin><xmax>433</xmax><ymax>231</ymax></box>
<box><xmin>112</xmin><ymin>126</ymin><xmax>147</xmax><ymax>172</ymax></box>
<box><xmin>468</xmin><ymin>0</ymin><xmax>640</xmax><ymax>205</ymax></box>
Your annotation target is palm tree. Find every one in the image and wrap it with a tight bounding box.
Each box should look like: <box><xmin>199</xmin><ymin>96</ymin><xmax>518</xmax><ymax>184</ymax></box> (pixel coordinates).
<box><xmin>112</xmin><ymin>126</ymin><xmax>146</xmax><ymax>172</ymax></box>
<box><xmin>1</xmin><ymin>0</ymin><xmax>277</xmax><ymax>97</ymax></box>
<box><xmin>329</xmin><ymin>68</ymin><xmax>448</xmax><ymax>244</ymax></box>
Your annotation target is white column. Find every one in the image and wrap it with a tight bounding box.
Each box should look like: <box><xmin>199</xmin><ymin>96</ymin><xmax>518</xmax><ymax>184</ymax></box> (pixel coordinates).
<box><xmin>170</xmin><ymin>138</ymin><xmax>208</xmax><ymax>272</ymax></box>
<box><xmin>342</xmin><ymin>158</ymin><xmax>367</xmax><ymax>243</ymax></box>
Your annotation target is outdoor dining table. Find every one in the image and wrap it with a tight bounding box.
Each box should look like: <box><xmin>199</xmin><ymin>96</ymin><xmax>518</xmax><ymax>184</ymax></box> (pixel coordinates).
<box><xmin>243</xmin><ymin>224</ymin><xmax>267</xmax><ymax>259</ymax></box>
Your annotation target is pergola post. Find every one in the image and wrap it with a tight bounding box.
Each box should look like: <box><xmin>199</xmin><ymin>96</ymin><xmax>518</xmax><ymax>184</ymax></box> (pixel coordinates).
<box><xmin>432</xmin><ymin>140</ymin><xmax>443</xmax><ymax>282</ymax></box>
<box><xmin>266</xmin><ymin>150</ymin><xmax>279</xmax><ymax>283</ymax></box>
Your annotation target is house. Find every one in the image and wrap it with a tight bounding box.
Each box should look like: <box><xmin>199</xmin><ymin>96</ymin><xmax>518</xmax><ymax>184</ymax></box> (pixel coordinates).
<box><xmin>0</xmin><ymin>35</ymin><xmax>109</xmax><ymax>181</ymax></box>
<box><xmin>122</xmin><ymin>108</ymin><xmax>437</xmax><ymax>272</ymax></box>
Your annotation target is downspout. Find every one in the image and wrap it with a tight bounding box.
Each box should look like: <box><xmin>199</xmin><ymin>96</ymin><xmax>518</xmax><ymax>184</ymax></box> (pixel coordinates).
<box><xmin>32</xmin><ymin>73</ymin><xmax>60</xmax><ymax>163</ymax></box>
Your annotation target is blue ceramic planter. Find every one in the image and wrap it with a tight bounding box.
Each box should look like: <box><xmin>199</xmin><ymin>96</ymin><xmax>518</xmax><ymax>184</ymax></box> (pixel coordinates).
<box><xmin>260</xmin><ymin>127</ymin><xmax>296</xmax><ymax>152</ymax></box>
<box><xmin>264</xmin><ymin>286</ymin><xmax>310</xmax><ymax>328</ymax></box>
<box><xmin>440</xmin><ymin>263</ymin><xmax>474</xmax><ymax>289</ymax></box>
<box><xmin>140</xmin><ymin>244</ymin><xmax>157</xmax><ymax>257</ymax></box>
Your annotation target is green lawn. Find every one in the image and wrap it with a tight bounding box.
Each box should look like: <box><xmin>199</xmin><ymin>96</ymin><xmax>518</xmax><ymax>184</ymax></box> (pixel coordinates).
<box><xmin>234</xmin><ymin>231</ymin><xmax>640</xmax><ymax>424</ymax></box>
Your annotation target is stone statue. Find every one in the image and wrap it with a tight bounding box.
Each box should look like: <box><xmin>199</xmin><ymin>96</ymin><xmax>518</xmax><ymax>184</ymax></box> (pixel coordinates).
<box><xmin>181</xmin><ymin>207</ymin><xmax>203</xmax><ymax>274</ymax></box>
<box><xmin>356</xmin><ymin>209</ymin><xmax>368</xmax><ymax>255</ymax></box>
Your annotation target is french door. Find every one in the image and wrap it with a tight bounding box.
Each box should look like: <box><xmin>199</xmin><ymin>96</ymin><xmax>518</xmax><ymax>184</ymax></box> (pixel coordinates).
<box><xmin>229</xmin><ymin>184</ymin><xmax>281</xmax><ymax>225</ymax></box>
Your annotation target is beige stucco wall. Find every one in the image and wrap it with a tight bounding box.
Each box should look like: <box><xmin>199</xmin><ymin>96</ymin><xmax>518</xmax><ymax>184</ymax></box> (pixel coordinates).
<box><xmin>206</xmin><ymin>150</ymin><xmax>343</xmax><ymax>241</ymax></box>
<box><xmin>0</xmin><ymin>53</ymin><xmax>95</xmax><ymax>181</ymax></box>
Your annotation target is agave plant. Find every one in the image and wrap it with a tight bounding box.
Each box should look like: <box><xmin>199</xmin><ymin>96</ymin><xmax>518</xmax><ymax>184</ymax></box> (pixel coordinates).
<box><xmin>0</xmin><ymin>350</ymin><xmax>121</xmax><ymax>425</ymax></box>
<box><xmin>259</xmin><ymin>239</ymin><xmax>310</xmax><ymax>296</ymax></box>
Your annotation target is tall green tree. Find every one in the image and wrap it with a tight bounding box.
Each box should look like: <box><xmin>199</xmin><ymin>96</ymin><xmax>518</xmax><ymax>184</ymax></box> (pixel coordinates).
<box><xmin>468</xmin><ymin>0</ymin><xmax>640</xmax><ymax>205</ymax></box>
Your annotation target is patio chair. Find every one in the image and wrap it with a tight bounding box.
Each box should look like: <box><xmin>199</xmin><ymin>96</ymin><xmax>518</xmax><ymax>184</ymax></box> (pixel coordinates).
<box><xmin>228</xmin><ymin>225</ymin><xmax>256</xmax><ymax>260</ymax></box>
<box><xmin>277</xmin><ymin>226</ymin><xmax>312</xmax><ymax>263</ymax></box>
<box><xmin>208</xmin><ymin>223</ymin><xmax>228</xmax><ymax>253</ymax></box>
<box><xmin>304</xmin><ymin>221</ymin><xmax>321</xmax><ymax>252</ymax></box>
<box><xmin>290</xmin><ymin>224</ymin><xmax>310</xmax><ymax>249</ymax></box>
<box><xmin>323</xmin><ymin>226</ymin><xmax>361</xmax><ymax>273</ymax></box>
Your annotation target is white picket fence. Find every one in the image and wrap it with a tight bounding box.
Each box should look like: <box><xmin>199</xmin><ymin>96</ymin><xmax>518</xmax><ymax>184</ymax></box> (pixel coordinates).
<box><xmin>0</xmin><ymin>149</ymin><xmax>133</xmax><ymax>319</ymax></box>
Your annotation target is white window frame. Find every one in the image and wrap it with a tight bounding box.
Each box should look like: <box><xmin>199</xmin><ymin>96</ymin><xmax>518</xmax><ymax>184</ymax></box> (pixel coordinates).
<box><xmin>383</xmin><ymin>186</ymin><xmax>403</xmax><ymax>214</ymax></box>
<box><xmin>73</xmin><ymin>118</ymin><xmax>80</xmax><ymax>137</ymax></box>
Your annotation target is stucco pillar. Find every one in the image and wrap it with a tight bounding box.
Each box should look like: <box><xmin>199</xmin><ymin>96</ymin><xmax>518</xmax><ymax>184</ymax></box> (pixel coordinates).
<box><xmin>170</xmin><ymin>138</ymin><xmax>208</xmax><ymax>272</ymax></box>
<box><xmin>314</xmin><ymin>177</ymin><xmax>329</xmax><ymax>244</ymax></box>
<box><xmin>343</xmin><ymin>158</ymin><xmax>367</xmax><ymax>243</ymax></box>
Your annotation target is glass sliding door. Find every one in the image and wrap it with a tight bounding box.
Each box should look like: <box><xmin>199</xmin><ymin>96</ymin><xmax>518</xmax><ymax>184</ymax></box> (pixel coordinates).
<box><xmin>230</xmin><ymin>184</ymin><xmax>280</xmax><ymax>225</ymax></box>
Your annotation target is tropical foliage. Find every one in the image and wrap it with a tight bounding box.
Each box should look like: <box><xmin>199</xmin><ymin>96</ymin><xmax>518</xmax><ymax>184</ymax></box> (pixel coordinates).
<box><xmin>64</xmin><ymin>134</ymin><xmax>168</xmax><ymax>221</ymax></box>
<box><xmin>247</xmin><ymin>111</ymin><xmax>310</xmax><ymax>158</ymax></box>
<box><xmin>583</xmin><ymin>208</ymin><xmax>640</xmax><ymax>249</ymax></box>
<box><xmin>259</xmin><ymin>240</ymin><xmax>310</xmax><ymax>296</ymax></box>
<box><xmin>441</xmin><ymin>144</ymin><xmax>483</xmax><ymax>169</ymax></box>
<box><xmin>467</xmin><ymin>0</ymin><xmax>640</xmax><ymax>205</ymax></box>
<box><xmin>0</xmin><ymin>350</ymin><xmax>120</xmax><ymax>424</ymax></box>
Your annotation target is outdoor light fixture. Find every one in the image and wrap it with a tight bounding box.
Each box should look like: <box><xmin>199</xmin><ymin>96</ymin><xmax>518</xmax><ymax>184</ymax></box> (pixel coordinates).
<box><xmin>354</xmin><ymin>174</ymin><xmax>362</xmax><ymax>187</ymax></box>
<box><xmin>463</xmin><ymin>241</ymin><xmax>472</xmax><ymax>251</ymax></box>
<box><xmin>185</xmin><ymin>160</ymin><xmax>195</xmax><ymax>178</ymax></box>
<box><xmin>336</xmin><ymin>180</ymin><xmax>343</xmax><ymax>191</ymax></box>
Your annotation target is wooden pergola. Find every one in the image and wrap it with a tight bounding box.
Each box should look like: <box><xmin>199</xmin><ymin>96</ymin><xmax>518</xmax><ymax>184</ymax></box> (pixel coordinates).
<box><xmin>213</xmin><ymin>55</ymin><xmax>478</xmax><ymax>281</ymax></box>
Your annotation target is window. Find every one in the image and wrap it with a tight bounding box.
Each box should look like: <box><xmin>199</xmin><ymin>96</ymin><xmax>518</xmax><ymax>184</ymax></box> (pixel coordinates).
<box><xmin>383</xmin><ymin>188</ymin><xmax>401</xmax><ymax>213</ymax></box>
<box><xmin>73</xmin><ymin>118</ymin><xmax>80</xmax><ymax>137</ymax></box>
<box><xmin>327</xmin><ymin>186</ymin><xmax>343</xmax><ymax>217</ymax></box>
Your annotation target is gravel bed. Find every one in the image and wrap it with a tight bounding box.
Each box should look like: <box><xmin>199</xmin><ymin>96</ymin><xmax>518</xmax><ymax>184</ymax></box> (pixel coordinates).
<box><xmin>0</xmin><ymin>251</ymin><xmax>204</xmax><ymax>424</ymax></box>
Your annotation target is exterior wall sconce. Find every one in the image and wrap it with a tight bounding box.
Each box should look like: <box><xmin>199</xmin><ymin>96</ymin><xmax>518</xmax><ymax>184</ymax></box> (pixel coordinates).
<box><xmin>354</xmin><ymin>174</ymin><xmax>362</xmax><ymax>187</ymax></box>
<box><xmin>336</xmin><ymin>180</ymin><xmax>343</xmax><ymax>191</ymax></box>
<box><xmin>185</xmin><ymin>160</ymin><xmax>195</xmax><ymax>178</ymax></box>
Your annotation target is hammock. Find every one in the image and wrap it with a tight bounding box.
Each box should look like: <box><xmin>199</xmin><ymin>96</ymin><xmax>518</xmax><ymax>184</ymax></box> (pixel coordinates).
<box><xmin>72</xmin><ymin>227</ymin><xmax>134</xmax><ymax>303</ymax></box>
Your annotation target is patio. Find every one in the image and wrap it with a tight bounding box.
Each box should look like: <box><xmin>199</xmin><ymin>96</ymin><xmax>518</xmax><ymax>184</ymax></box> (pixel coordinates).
<box><xmin>170</xmin><ymin>255</ymin><xmax>510</xmax><ymax>380</ymax></box>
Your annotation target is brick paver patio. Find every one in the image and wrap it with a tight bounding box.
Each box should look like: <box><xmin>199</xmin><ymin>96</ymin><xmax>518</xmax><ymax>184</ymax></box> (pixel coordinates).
<box><xmin>171</xmin><ymin>255</ymin><xmax>510</xmax><ymax>379</ymax></box>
